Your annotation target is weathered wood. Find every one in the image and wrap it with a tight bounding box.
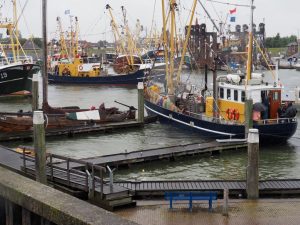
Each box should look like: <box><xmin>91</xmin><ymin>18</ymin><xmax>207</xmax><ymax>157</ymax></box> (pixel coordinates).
<box><xmin>222</xmin><ymin>188</ymin><xmax>229</xmax><ymax>216</ymax></box>
<box><xmin>22</xmin><ymin>208</ymin><xmax>31</xmax><ymax>225</ymax></box>
<box><xmin>33</xmin><ymin>111</ymin><xmax>47</xmax><ymax>184</ymax></box>
<box><xmin>56</xmin><ymin>141</ymin><xmax>247</xmax><ymax>169</ymax></box>
<box><xmin>0</xmin><ymin>119</ymin><xmax>145</xmax><ymax>142</ymax></box>
<box><xmin>31</xmin><ymin>74</ymin><xmax>39</xmax><ymax>111</ymax></box>
<box><xmin>247</xmin><ymin>128</ymin><xmax>259</xmax><ymax>199</ymax></box>
<box><xmin>137</xmin><ymin>82</ymin><xmax>144</xmax><ymax>123</ymax></box>
<box><xmin>5</xmin><ymin>199</ymin><xmax>13</xmax><ymax>225</ymax></box>
<box><xmin>244</xmin><ymin>99</ymin><xmax>253</xmax><ymax>138</ymax></box>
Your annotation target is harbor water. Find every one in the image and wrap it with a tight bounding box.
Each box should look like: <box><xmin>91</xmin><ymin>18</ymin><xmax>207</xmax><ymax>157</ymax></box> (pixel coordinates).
<box><xmin>1</xmin><ymin>69</ymin><xmax>299</xmax><ymax>181</ymax></box>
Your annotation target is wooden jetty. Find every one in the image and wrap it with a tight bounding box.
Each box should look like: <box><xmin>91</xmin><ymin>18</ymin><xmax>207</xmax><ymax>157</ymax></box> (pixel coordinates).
<box><xmin>53</xmin><ymin>140</ymin><xmax>248</xmax><ymax>169</ymax></box>
<box><xmin>115</xmin><ymin>179</ymin><xmax>300</xmax><ymax>197</ymax></box>
<box><xmin>0</xmin><ymin>116</ymin><xmax>157</xmax><ymax>142</ymax></box>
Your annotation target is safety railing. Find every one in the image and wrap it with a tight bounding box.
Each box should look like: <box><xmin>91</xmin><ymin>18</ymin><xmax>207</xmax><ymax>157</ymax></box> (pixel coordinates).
<box><xmin>22</xmin><ymin>150</ymin><xmax>106</xmax><ymax>200</ymax></box>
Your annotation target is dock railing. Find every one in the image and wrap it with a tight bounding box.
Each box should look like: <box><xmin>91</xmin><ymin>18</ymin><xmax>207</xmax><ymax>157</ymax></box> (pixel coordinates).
<box><xmin>22</xmin><ymin>150</ymin><xmax>106</xmax><ymax>199</ymax></box>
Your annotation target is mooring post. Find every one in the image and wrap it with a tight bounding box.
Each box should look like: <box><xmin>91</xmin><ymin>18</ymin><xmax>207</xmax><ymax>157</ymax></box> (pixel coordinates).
<box><xmin>107</xmin><ymin>166</ymin><xmax>115</xmax><ymax>191</ymax></box>
<box><xmin>32</xmin><ymin>73</ymin><xmax>39</xmax><ymax>111</ymax></box>
<box><xmin>137</xmin><ymin>82</ymin><xmax>144</xmax><ymax>123</ymax></box>
<box><xmin>244</xmin><ymin>99</ymin><xmax>253</xmax><ymax>138</ymax></box>
<box><xmin>246</xmin><ymin>128</ymin><xmax>259</xmax><ymax>199</ymax></box>
<box><xmin>222</xmin><ymin>188</ymin><xmax>229</xmax><ymax>216</ymax></box>
<box><xmin>34</xmin><ymin>111</ymin><xmax>47</xmax><ymax>184</ymax></box>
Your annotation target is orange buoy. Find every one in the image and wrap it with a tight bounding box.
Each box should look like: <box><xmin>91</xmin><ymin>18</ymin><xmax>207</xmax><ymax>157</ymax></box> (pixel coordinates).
<box><xmin>226</xmin><ymin>108</ymin><xmax>234</xmax><ymax>120</ymax></box>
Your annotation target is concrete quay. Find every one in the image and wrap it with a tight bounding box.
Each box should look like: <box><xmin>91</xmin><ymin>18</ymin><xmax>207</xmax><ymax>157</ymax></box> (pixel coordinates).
<box><xmin>117</xmin><ymin>199</ymin><xmax>300</xmax><ymax>225</ymax></box>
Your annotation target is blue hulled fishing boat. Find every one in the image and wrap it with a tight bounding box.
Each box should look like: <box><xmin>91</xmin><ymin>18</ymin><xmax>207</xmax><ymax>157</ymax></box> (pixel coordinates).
<box><xmin>144</xmin><ymin>0</ymin><xmax>297</xmax><ymax>143</ymax></box>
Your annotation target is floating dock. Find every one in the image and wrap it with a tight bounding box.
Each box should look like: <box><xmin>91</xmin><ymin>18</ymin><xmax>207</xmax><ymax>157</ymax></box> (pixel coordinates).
<box><xmin>53</xmin><ymin>140</ymin><xmax>248</xmax><ymax>169</ymax></box>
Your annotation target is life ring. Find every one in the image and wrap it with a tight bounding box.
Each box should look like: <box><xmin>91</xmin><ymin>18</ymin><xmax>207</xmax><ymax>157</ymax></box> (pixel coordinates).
<box><xmin>233</xmin><ymin>109</ymin><xmax>240</xmax><ymax>121</ymax></box>
<box><xmin>226</xmin><ymin>108</ymin><xmax>234</xmax><ymax>120</ymax></box>
<box><xmin>78</xmin><ymin>65</ymin><xmax>83</xmax><ymax>71</ymax></box>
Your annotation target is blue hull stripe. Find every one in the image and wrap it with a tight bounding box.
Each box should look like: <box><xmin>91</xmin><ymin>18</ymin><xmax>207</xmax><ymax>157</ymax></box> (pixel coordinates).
<box><xmin>144</xmin><ymin>104</ymin><xmax>235</xmax><ymax>136</ymax></box>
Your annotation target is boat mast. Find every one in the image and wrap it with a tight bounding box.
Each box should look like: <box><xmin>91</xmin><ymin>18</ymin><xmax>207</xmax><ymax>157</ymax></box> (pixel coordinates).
<box><xmin>69</xmin><ymin>15</ymin><xmax>74</xmax><ymax>59</ymax></box>
<box><xmin>74</xmin><ymin>17</ymin><xmax>79</xmax><ymax>57</ymax></box>
<box><xmin>168</xmin><ymin>0</ymin><xmax>176</xmax><ymax>95</ymax></box>
<box><xmin>42</xmin><ymin>0</ymin><xmax>48</xmax><ymax>107</ymax></box>
<box><xmin>161</xmin><ymin>0</ymin><xmax>169</xmax><ymax>91</ymax></box>
<box><xmin>13</xmin><ymin>0</ymin><xmax>19</xmax><ymax>60</ymax></box>
<box><xmin>176</xmin><ymin>0</ymin><xmax>197</xmax><ymax>83</ymax></box>
<box><xmin>246</xmin><ymin>0</ymin><xmax>254</xmax><ymax>81</ymax></box>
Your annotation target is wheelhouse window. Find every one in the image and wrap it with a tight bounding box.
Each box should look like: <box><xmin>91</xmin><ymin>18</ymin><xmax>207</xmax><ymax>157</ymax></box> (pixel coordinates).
<box><xmin>241</xmin><ymin>91</ymin><xmax>245</xmax><ymax>102</ymax></box>
<box><xmin>234</xmin><ymin>90</ymin><xmax>238</xmax><ymax>101</ymax></box>
<box><xmin>219</xmin><ymin>88</ymin><xmax>224</xmax><ymax>99</ymax></box>
<box><xmin>227</xmin><ymin>89</ymin><xmax>231</xmax><ymax>100</ymax></box>
<box><xmin>273</xmin><ymin>91</ymin><xmax>279</xmax><ymax>100</ymax></box>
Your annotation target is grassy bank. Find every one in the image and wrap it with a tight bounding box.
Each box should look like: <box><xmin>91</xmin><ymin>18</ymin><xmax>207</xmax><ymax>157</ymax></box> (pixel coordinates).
<box><xmin>267</xmin><ymin>47</ymin><xmax>287</xmax><ymax>57</ymax></box>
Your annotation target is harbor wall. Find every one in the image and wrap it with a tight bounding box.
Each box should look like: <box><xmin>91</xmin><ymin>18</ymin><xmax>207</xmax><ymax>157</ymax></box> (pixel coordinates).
<box><xmin>0</xmin><ymin>166</ymin><xmax>138</xmax><ymax>225</ymax></box>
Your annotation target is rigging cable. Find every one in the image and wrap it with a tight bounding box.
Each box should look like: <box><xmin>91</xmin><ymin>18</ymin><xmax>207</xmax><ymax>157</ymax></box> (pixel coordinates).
<box><xmin>17</xmin><ymin>0</ymin><xmax>39</xmax><ymax>60</ymax></box>
<box><xmin>206</xmin><ymin>0</ymin><xmax>250</xmax><ymax>8</ymax></box>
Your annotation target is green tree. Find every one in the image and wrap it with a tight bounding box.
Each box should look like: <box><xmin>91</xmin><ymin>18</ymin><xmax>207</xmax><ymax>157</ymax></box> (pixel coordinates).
<box><xmin>265</xmin><ymin>34</ymin><xmax>297</xmax><ymax>48</ymax></box>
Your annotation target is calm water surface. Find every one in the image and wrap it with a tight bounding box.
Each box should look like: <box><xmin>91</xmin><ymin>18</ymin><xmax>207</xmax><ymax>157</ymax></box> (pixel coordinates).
<box><xmin>1</xmin><ymin>69</ymin><xmax>299</xmax><ymax>181</ymax></box>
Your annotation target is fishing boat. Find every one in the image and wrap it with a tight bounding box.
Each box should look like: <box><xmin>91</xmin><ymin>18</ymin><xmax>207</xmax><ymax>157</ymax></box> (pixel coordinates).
<box><xmin>48</xmin><ymin>61</ymin><xmax>146</xmax><ymax>85</ymax></box>
<box><xmin>0</xmin><ymin>1</ymin><xmax>40</xmax><ymax>96</ymax></box>
<box><xmin>47</xmin><ymin>14</ymin><xmax>147</xmax><ymax>85</ymax></box>
<box><xmin>0</xmin><ymin>61</ymin><xmax>40</xmax><ymax>95</ymax></box>
<box><xmin>144</xmin><ymin>0</ymin><xmax>297</xmax><ymax>143</ymax></box>
<box><xmin>0</xmin><ymin>103</ymin><xmax>136</xmax><ymax>133</ymax></box>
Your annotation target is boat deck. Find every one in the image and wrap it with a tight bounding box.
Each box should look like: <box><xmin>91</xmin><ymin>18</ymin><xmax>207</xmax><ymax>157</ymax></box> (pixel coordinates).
<box><xmin>0</xmin><ymin>118</ymin><xmax>155</xmax><ymax>142</ymax></box>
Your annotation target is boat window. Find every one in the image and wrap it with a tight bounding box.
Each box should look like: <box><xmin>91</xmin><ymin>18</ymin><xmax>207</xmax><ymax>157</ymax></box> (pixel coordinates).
<box><xmin>241</xmin><ymin>91</ymin><xmax>245</xmax><ymax>102</ymax></box>
<box><xmin>227</xmin><ymin>89</ymin><xmax>231</xmax><ymax>100</ymax></box>
<box><xmin>234</xmin><ymin>90</ymin><xmax>238</xmax><ymax>101</ymax></box>
<box><xmin>273</xmin><ymin>91</ymin><xmax>279</xmax><ymax>100</ymax></box>
<box><xmin>220</xmin><ymin>88</ymin><xmax>224</xmax><ymax>99</ymax></box>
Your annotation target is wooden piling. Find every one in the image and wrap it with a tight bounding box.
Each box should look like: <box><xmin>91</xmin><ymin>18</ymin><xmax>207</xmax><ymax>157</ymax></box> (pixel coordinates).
<box><xmin>244</xmin><ymin>99</ymin><xmax>253</xmax><ymax>138</ymax></box>
<box><xmin>246</xmin><ymin>128</ymin><xmax>259</xmax><ymax>199</ymax></box>
<box><xmin>5</xmin><ymin>199</ymin><xmax>13</xmax><ymax>225</ymax></box>
<box><xmin>137</xmin><ymin>82</ymin><xmax>144</xmax><ymax>123</ymax></box>
<box><xmin>32</xmin><ymin>74</ymin><xmax>39</xmax><ymax>111</ymax></box>
<box><xmin>222</xmin><ymin>188</ymin><xmax>229</xmax><ymax>216</ymax></box>
<box><xmin>22</xmin><ymin>208</ymin><xmax>31</xmax><ymax>225</ymax></box>
<box><xmin>33</xmin><ymin>111</ymin><xmax>47</xmax><ymax>184</ymax></box>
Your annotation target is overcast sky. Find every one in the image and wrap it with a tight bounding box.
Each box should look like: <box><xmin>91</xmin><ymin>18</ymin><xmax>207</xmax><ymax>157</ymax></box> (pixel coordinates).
<box><xmin>1</xmin><ymin>0</ymin><xmax>299</xmax><ymax>42</ymax></box>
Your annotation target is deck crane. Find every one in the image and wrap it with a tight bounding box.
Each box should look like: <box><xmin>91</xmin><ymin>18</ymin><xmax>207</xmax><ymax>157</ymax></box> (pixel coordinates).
<box><xmin>198</xmin><ymin>0</ymin><xmax>220</xmax><ymax>33</ymax></box>
<box><xmin>73</xmin><ymin>16</ymin><xmax>80</xmax><ymax>57</ymax></box>
<box><xmin>105</xmin><ymin>4</ymin><xmax>131</xmax><ymax>65</ymax></box>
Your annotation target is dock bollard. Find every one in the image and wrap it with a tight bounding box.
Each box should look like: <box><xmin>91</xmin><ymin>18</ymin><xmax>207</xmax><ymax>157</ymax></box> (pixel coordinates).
<box><xmin>246</xmin><ymin>128</ymin><xmax>259</xmax><ymax>199</ymax></box>
<box><xmin>107</xmin><ymin>166</ymin><xmax>115</xmax><ymax>191</ymax></box>
<box><xmin>33</xmin><ymin>111</ymin><xmax>47</xmax><ymax>184</ymax></box>
<box><xmin>137</xmin><ymin>82</ymin><xmax>144</xmax><ymax>123</ymax></box>
<box><xmin>32</xmin><ymin>74</ymin><xmax>39</xmax><ymax>111</ymax></box>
